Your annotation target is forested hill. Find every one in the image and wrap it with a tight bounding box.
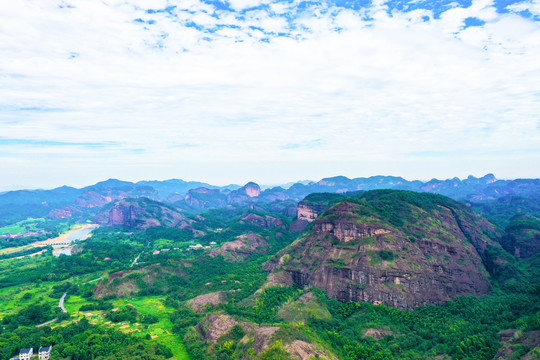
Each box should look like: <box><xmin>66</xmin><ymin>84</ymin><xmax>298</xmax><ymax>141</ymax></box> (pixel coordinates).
<box><xmin>267</xmin><ymin>190</ymin><xmax>509</xmax><ymax>309</ymax></box>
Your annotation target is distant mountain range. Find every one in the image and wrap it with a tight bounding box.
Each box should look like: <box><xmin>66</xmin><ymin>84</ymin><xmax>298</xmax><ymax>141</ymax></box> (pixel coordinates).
<box><xmin>1</xmin><ymin>174</ymin><xmax>539</xmax><ymax>227</ymax></box>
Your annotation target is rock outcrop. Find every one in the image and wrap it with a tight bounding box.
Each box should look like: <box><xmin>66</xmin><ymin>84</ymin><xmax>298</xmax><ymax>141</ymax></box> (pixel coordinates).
<box><xmin>210</xmin><ymin>233</ymin><xmax>268</xmax><ymax>261</ymax></box>
<box><xmin>188</xmin><ymin>291</ymin><xmax>228</xmax><ymax>312</ymax></box>
<box><xmin>290</xmin><ymin>193</ymin><xmax>346</xmax><ymax>232</ymax></box>
<box><xmin>196</xmin><ymin>314</ymin><xmax>278</xmax><ymax>353</ymax></box>
<box><xmin>227</xmin><ymin>182</ymin><xmax>261</xmax><ymax>203</ymax></box>
<box><xmin>240</xmin><ymin>212</ymin><xmax>286</xmax><ymax>229</ymax></box>
<box><xmin>269</xmin><ymin>190</ymin><xmax>505</xmax><ymax>310</ymax></box>
<box><xmin>95</xmin><ymin>198</ymin><xmax>184</xmax><ymax>229</ymax></box>
<box><xmin>286</xmin><ymin>340</ymin><xmax>337</xmax><ymax>360</ymax></box>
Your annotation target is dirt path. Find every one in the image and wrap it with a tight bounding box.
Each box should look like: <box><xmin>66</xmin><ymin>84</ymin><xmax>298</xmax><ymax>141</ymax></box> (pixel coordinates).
<box><xmin>36</xmin><ymin>317</ymin><xmax>58</xmax><ymax>328</ymax></box>
<box><xmin>131</xmin><ymin>252</ymin><xmax>143</xmax><ymax>267</ymax></box>
<box><xmin>82</xmin><ymin>276</ymin><xmax>104</xmax><ymax>285</ymax></box>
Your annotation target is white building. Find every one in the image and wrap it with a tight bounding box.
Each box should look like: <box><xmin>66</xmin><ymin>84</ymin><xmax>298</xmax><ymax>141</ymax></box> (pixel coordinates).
<box><xmin>39</xmin><ymin>346</ymin><xmax>52</xmax><ymax>360</ymax></box>
<box><xmin>19</xmin><ymin>348</ymin><xmax>33</xmax><ymax>360</ymax></box>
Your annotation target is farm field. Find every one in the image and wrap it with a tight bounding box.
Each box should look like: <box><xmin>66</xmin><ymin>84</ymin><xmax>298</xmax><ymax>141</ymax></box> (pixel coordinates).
<box><xmin>0</xmin><ymin>218</ymin><xmax>45</xmax><ymax>235</ymax></box>
<box><xmin>63</xmin><ymin>294</ymin><xmax>190</xmax><ymax>360</ymax></box>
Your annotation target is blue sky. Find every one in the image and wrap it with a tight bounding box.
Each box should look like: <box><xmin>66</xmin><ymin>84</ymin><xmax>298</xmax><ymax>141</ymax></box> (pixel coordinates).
<box><xmin>0</xmin><ymin>0</ymin><xmax>539</xmax><ymax>190</ymax></box>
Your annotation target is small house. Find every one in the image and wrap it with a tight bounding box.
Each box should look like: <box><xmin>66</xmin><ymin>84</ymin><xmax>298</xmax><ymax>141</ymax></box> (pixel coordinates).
<box><xmin>39</xmin><ymin>346</ymin><xmax>52</xmax><ymax>360</ymax></box>
<box><xmin>153</xmin><ymin>250</ymin><xmax>160</xmax><ymax>255</ymax></box>
<box><xmin>19</xmin><ymin>348</ymin><xmax>33</xmax><ymax>360</ymax></box>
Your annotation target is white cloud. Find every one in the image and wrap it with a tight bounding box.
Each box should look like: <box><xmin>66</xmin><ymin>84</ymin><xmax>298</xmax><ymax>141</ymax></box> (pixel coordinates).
<box><xmin>0</xmin><ymin>0</ymin><xmax>539</xmax><ymax>188</ymax></box>
<box><xmin>507</xmin><ymin>0</ymin><xmax>540</xmax><ymax>16</ymax></box>
<box><xmin>227</xmin><ymin>0</ymin><xmax>268</xmax><ymax>11</ymax></box>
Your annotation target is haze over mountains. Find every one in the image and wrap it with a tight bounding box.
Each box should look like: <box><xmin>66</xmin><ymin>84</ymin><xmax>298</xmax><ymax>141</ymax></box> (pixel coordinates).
<box><xmin>1</xmin><ymin>174</ymin><xmax>538</xmax><ymax>209</ymax></box>
<box><xmin>2</xmin><ymin>172</ymin><xmax>539</xmax><ymax>235</ymax></box>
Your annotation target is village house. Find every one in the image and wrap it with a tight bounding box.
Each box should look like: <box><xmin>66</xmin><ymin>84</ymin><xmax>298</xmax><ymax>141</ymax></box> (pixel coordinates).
<box><xmin>19</xmin><ymin>348</ymin><xmax>33</xmax><ymax>360</ymax></box>
<box><xmin>39</xmin><ymin>346</ymin><xmax>52</xmax><ymax>360</ymax></box>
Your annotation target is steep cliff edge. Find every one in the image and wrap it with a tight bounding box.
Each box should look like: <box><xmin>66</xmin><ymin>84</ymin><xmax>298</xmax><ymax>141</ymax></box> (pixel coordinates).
<box><xmin>227</xmin><ymin>182</ymin><xmax>261</xmax><ymax>203</ymax></box>
<box><xmin>290</xmin><ymin>193</ymin><xmax>347</xmax><ymax>233</ymax></box>
<box><xmin>268</xmin><ymin>190</ymin><xmax>505</xmax><ymax>310</ymax></box>
<box><xmin>95</xmin><ymin>197</ymin><xmax>184</xmax><ymax>229</ymax></box>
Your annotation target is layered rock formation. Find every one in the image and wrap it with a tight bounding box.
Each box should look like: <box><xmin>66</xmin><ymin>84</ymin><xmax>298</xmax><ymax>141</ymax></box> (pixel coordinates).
<box><xmin>268</xmin><ymin>190</ymin><xmax>505</xmax><ymax>310</ymax></box>
<box><xmin>290</xmin><ymin>193</ymin><xmax>346</xmax><ymax>233</ymax></box>
<box><xmin>95</xmin><ymin>198</ymin><xmax>184</xmax><ymax>229</ymax></box>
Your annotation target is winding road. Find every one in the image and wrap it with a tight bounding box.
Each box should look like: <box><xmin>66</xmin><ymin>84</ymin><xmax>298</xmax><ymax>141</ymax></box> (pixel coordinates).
<box><xmin>36</xmin><ymin>291</ymin><xmax>67</xmax><ymax>327</ymax></box>
<box><xmin>59</xmin><ymin>292</ymin><xmax>67</xmax><ymax>313</ymax></box>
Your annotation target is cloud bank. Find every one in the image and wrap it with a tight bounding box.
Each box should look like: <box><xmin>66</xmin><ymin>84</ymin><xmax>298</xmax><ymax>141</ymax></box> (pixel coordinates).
<box><xmin>1</xmin><ymin>0</ymin><xmax>539</xmax><ymax>188</ymax></box>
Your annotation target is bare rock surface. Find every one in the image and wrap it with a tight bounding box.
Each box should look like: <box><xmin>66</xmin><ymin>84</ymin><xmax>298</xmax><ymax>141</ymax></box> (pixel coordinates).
<box><xmin>286</xmin><ymin>340</ymin><xmax>338</xmax><ymax>360</ymax></box>
<box><xmin>210</xmin><ymin>233</ymin><xmax>268</xmax><ymax>261</ymax></box>
<box><xmin>197</xmin><ymin>313</ymin><xmax>279</xmax><ymax>353</ymax></box>
<box><xmin>188</xmin><ymin>291</ymin><xmax>227</xmax><ymax>312</ymax></box>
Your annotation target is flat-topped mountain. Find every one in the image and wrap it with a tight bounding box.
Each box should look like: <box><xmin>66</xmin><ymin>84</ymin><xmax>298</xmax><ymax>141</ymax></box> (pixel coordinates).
<box><xmin>267</xmin><ymin>190</ymin><xmax>506</xmax><ymax>310</ymax></box>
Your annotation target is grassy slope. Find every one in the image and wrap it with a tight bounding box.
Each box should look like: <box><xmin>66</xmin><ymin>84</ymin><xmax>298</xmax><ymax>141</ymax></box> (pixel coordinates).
<box><xmin>64</xmin><ymin>295</ymin><xmax>190</xmax><ymax>360</ymax></box>
<box><xmin>0</xmin><ymin>218</ymin><xmax>45</xmax><ymax>235</ymax></box>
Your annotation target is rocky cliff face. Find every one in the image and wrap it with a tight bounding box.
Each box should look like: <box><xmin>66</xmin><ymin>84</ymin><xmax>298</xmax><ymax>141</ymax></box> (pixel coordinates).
<box><xmin>290</xmin><ymin>194</ymin><xmax>346</xmax><ymax>233</ymax></box>
<box><xmin>183</xmin><ymin>187</ymin><xmax>227</xmax><ymax>209</ymax></box>
<box><xmin>227</xmin><ymin>182</ymin><xmax>261</xmax><ymax>203</ymax></box>
<box><xmin>245</xmin><ymin>182</ymin><xmax>261</xmax><ymax>197</ymax></box>
<box><xmin>47</xmin><ymin>206</ymin><xmax>82</xmax><ymax>219</ymax></box>
<box><xmin>240</xmin><ymin>212</ymin><xmax>286</xmax><ymax>229</ymax></box>
<box><xmin>269</xmin><ymin>190</ymin><xmax>504</xmax><ymax>310</ymax></box>
<box><xmin>96</xmin><ymin>198</ymin><xmax>184</xmax><ymax>229</ymax></box>
<box><xmin>297</xmin><ymin>202</ymin><xmax>328</xmax><ymax>222</ymax></box>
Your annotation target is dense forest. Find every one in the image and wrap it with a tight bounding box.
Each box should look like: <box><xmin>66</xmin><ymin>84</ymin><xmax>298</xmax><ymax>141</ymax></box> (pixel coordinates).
<box><xmin>0</xmin><ymin>187</ymin><xmax>538</xmax><ymax>360</ymax></box>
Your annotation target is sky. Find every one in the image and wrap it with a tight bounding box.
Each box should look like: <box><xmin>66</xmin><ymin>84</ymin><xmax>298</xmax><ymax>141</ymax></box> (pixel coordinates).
<box><xmin>1</xmin><ymin>0</ymin><xmax>539</xmax><ymax>190</ymax></box>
